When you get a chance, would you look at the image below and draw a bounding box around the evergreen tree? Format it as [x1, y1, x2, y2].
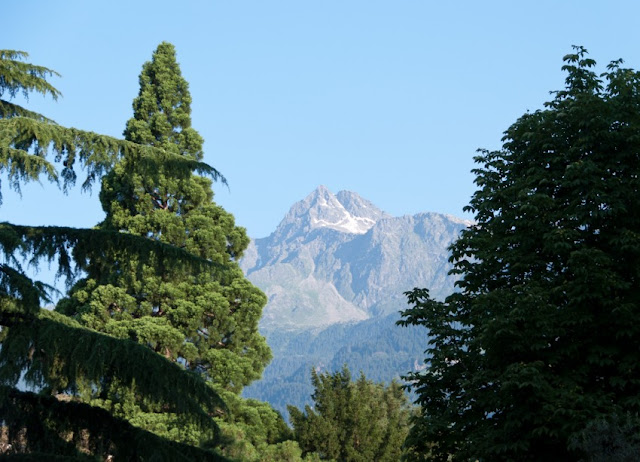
[56, 42, 271, 444]
[214, 392, 321, 462]
[288, 366, 411, 461]
[0, 50, 228, 460]
[399, 47, 640, 461]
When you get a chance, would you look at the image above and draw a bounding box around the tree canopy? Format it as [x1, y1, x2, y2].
[0, 48, 229, 460]
[399, 47, 640, 461]
[52, 42, 272, 453]
[288, 366, 411, 461]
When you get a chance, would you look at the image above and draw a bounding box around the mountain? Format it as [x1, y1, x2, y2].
[241, 186, 470, 417]
[241, 185, 471, 331]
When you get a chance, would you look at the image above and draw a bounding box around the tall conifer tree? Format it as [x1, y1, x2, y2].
[0, 49, 228, 460]
[57, 42, 272, 442]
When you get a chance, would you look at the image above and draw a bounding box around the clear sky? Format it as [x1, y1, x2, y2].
[3, 1, 640, 239]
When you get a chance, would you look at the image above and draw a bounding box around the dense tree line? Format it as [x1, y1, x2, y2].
[246, 313, 426, 418]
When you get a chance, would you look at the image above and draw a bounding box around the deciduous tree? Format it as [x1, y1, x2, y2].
[399, 47, 640, 461]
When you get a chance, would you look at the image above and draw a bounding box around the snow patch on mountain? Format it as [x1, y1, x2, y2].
[266, 185, 391, 242]
[241, 185, 470, 331]
[305, 185, 380, 234]
[310, 214, 376, 234]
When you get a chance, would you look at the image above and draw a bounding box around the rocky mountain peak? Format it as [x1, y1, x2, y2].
[335, 190, 390, 223]
[275, 185, 387, 238]
[241, 186, 470, 331]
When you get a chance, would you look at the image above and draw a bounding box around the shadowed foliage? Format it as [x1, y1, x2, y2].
[0, 48, 231, 460]
[399, 47, 640, 461]
[0, 387, 226, 461]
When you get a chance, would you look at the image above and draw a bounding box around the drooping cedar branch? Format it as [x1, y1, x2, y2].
[0, 223, 223, 288]
[0, 100, 55, 123]
[0, 386, 228, 461]
[0, 264, 52, 314]
[0, 116, 226, 201]
[0, 50, 61, 102]
[0, 308, 226, 427]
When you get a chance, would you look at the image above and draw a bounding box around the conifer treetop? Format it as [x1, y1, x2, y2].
[125, 41, 205, 161]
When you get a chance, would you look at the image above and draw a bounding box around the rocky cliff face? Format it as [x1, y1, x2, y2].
[241, 185, 471, 331]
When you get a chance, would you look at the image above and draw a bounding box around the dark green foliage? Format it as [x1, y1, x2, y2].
[214, 391, 309, 461]
[55, 42, 271, 452]
[0, 263, 50, 313]
[0, 116, 224, 201]
[0, 49, 231, 459]
[122, 42, 208, 164]
[57, 42, 270, 392]
[0, 387, 226, 461]
[0, 48, 223, 204]
[568, 414, 640, 462]
[0, 50, 60, 100]
[0, 223, 218, 288]
[0, 309, 224, 423]
[0, 453, 94, 462]
[0, 49, 60, 123]
[399, 47, 640, 461]
[288, 366, 411, 461]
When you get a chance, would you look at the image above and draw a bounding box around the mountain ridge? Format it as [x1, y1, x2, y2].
[241, 185, 470, 418]
[241, 185, 471, 331]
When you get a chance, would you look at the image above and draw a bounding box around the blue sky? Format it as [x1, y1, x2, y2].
[3, 1, 640, 239]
